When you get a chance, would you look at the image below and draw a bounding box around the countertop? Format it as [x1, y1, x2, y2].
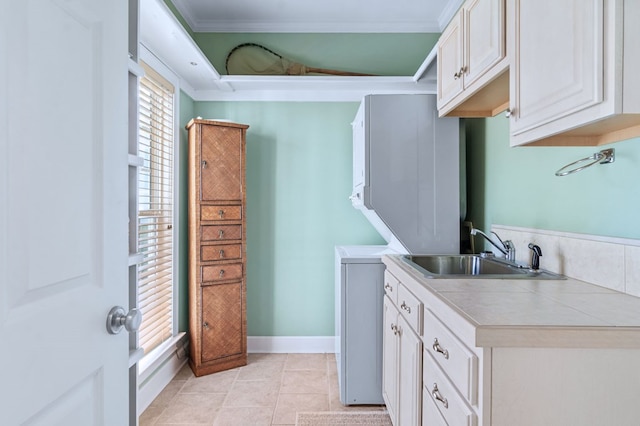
[382, 254, 640, 348]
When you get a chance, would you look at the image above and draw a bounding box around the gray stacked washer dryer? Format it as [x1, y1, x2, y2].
[335, 94, 463, 405]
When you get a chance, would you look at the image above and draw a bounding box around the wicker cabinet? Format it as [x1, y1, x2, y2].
[186, 118, 249, 376]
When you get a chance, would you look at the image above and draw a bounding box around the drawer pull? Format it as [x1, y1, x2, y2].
[218, 209, 224, 219]
[400, 301, 411, 313]
[431, 383, 448, 409]
[390, 323, 400, 336]
[219, 269, 225, 278]
[432, 338, 449, 359]
[218, 229, 224, 238]
[384, 283, 393, 292]
[219, 249, 225, 258]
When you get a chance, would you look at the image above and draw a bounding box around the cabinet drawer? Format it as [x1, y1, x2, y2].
[202, 263, 243, 283]
[398, 284, 423, 336]
[201, 244, 242, 262]
[422, 383, 449, 426]
[383, 271, 399, 304]
[423, 352, 477, 426]
[201, 205, 242, 221]
[201, 224, 242, 241]
[424, 308, 477, 404]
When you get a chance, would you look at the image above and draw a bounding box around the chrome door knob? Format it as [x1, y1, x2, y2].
[106, 306, 142, 335]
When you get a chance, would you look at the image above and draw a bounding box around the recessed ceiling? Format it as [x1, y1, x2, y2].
[170, 0, 462, 33]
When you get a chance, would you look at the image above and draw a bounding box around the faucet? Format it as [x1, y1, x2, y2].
[528, 243, 542, 270]
[470, 227, 516, 261]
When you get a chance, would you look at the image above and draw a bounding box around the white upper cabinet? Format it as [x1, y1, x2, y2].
[437, 0, 509, 117]
[509, 0, 640, 146]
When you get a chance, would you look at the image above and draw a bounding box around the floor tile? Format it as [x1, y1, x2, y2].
[272, 393, 330, 425]
[223, 379, 280, 407]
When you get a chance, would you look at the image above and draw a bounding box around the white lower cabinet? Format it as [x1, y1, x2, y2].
[382, 274, 423, 426]
[384, 258, 640, 426]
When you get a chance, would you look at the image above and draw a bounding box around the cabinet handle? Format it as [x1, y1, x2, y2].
[505, 108, 513, 118]
[432, 338, 449, 359]
[453, 66, 467, 80]
[431, 383, 449, 409]
[203, 322, 209, 329]
[390, 323, 400, 336]
[219, 249, 225, 258]
[202, 160, 208, 168]
[218, 209, 225, 219]
[400, 301, 411, 314]
[218, 229, 224, 239]
[384, 283, 393, 292]
[219, 269, 225, 278]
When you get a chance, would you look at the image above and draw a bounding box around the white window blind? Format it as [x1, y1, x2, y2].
[137, 62, 175, 355]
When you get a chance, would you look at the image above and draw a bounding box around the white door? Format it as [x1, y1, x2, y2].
[0, 0, 130, 425]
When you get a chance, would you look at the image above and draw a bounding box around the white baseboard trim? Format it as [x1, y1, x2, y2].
[247, 336, 336, 354]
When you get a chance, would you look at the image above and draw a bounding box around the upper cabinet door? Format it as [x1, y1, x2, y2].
[437, 11, 465, 108]
[200, 125, 244, 202]
[510, 0, 604, 138]
[464, 0, 506, 87]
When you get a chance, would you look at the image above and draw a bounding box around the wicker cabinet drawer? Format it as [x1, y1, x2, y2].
[424, 308, 478, 404]
[201, 224, 242, 241]
[202, 263, 243, 283]
[398, 284, 423, 336]
[201, 244, 242, 262]
[201, 205, 242, 221]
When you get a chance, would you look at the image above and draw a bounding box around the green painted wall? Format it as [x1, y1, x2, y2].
[183, 102, 384, 336]
[178, 90, 195, 332]
[465, 115, 640, 242]
[193, 33, 439, 76]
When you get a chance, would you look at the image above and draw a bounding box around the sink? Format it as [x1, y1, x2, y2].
[402, 255, 564, 280]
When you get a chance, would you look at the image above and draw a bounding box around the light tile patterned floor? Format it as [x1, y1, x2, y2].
[139, 353, 386, 425]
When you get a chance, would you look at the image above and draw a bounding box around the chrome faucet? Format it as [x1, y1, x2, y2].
[470, 227, 516, 261]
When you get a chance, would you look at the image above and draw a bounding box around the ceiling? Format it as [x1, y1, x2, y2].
[170, 0, 463, 33]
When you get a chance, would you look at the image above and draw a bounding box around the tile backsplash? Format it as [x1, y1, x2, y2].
[490, 225, 640, 297]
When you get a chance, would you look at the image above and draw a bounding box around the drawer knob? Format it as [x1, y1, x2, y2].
[431, 383, 449, 409]
[432, 338, 449, 359]
[400, 301, 411, 313]
[219, 249, 225, 258]
[384, 283, 393, 292]
[218, 209, 225, 219]
[219, 269, 225, 278]
[218, 229, 224, 239]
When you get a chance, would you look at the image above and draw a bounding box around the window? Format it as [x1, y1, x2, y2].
[137, 62, 176, 355]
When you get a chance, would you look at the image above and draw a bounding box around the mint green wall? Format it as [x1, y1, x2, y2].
[193, 33, 439, 76]
[465, 116, 640, 242]
[178, 90, 194, 332]
[188, 102, 385, 336]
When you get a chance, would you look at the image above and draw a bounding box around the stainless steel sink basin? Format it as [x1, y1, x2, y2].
[402, 255, 564, 280]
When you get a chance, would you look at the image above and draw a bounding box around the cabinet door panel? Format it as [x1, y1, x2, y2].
[382, 296, 399, 425]
[201, 282, 243, 362]
[398, 315, 423, 426]
[438, 11, 464, 108]
[465, 0, 505, 87]
[200, 125, 243, 201]
[512, 0, 603, 135]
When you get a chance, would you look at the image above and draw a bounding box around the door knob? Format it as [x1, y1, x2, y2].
[106, 306, 142, 335]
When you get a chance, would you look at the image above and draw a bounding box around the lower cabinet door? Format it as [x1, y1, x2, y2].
[201, 282, 243, 362]
[398, 315, 423, 426]
[382, 296, 399, 424]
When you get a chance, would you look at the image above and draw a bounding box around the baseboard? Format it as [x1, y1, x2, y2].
[247, 336, 336, 353]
